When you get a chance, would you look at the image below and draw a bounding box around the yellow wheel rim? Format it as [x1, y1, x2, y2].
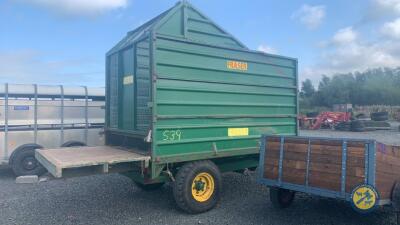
[191, 172, 215, 202]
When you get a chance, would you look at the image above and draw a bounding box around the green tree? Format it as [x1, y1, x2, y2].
[301, 67, 400, 108]
[300, 79, 316, 98]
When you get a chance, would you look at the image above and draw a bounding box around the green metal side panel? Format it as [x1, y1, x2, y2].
[155, 2, 246, 49]
[135, 38, 152, 132]
[153, 36, 298, 163]
[185, 6, 244, 49]
[157, 6, 184, 37]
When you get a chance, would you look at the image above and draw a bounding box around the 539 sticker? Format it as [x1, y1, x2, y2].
[162, 130, 183, 141]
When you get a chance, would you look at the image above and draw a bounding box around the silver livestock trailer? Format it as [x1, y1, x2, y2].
[0, 84, 105, 176]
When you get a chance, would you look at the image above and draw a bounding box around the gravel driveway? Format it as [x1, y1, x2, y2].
[1, 128, 399, 225]
[301, 121, 400, 145]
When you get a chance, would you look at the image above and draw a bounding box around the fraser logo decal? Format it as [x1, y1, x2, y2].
[227, 60, 248, 71]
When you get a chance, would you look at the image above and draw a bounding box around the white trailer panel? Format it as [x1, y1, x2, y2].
[0, 83, 105, 176]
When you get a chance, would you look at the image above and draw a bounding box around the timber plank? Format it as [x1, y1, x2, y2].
[375, 171, 400, 181]
[267, 138, 366, 147]
[309, 171, 341, 181]
[377, 144, 400, 157]
[310, 162, 365, 177]
[264, 164, 278, 179]
[266, 160, 306, 171]
[266, 161, 364, 178]
[267, 142, 365, 157]
[310, 153, 342, 165]
[309, 176, 341, 191]
[345, 176, 365, 192]
[377, 153, 400, 167]
[376, 162, 400, 176]
[264, 166, 306, 185]
[282, 174, 306, 185]
[282, 167, 306, 178]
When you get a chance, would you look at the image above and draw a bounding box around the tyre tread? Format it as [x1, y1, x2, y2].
[11, 144, 46, 176]
[173, 160, 221, 214]
[270, 188, 295, 209]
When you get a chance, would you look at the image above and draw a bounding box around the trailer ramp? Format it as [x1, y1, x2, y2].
[36, 146, 150, 178]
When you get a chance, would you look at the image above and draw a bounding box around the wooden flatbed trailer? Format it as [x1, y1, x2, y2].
[257, 135, 400, 213]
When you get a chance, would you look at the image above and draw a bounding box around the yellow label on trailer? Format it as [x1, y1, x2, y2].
[228, 128, 249, 137]
[226, 60, 248, 71]
[123, 75, 134, 85]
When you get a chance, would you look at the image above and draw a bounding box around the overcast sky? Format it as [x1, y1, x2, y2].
[1, 0, 400, 87]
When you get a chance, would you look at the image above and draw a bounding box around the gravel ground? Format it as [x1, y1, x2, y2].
[301, 121, 400, 145]
[1, 127, 400, 225]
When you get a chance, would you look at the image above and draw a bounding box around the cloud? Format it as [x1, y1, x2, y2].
[299, 1, 400, 83]
[257, 44, 277, 54]
[381, 18, 400, 39]
[302, 26, 400, 82]
[292, 4, 326, 30]
[373, 0, 400, 14]
[0, 49, 104, 86]
[332, 27, 358, 44]
[364, 0, 400, 21]
[20, 0, 128, 16]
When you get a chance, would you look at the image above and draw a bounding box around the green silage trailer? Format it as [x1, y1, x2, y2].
[36, 1, 298, 213]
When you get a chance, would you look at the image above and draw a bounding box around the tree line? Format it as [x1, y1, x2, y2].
[300, 67, 400, 109]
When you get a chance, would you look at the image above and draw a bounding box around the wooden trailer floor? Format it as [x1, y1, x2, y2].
[36, 146, 150, 178]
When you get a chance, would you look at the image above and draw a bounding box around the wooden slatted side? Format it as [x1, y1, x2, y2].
[344, 146, 365, 193]
[264, 140, 280, 180]
[263, 137, 366, 194]
[376, 144, 400, 200]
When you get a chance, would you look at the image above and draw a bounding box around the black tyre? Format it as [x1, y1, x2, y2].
[306, 112, 319, 118]
[371, 112, 389, 121]
[269, 187, 295, 209]
[355, 113, 368, 119]
[134, 182, 165, 191]
[173, 160, 222, 214]
[61, 141, 86, 147]
[335, 122, 351, 131]
[10, 144, 47, 176]
[391, 182, 400, 210]
[351, 120, 366, 132]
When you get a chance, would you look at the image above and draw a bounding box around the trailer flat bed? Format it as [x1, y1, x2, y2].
[36, 146, 150, 178]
